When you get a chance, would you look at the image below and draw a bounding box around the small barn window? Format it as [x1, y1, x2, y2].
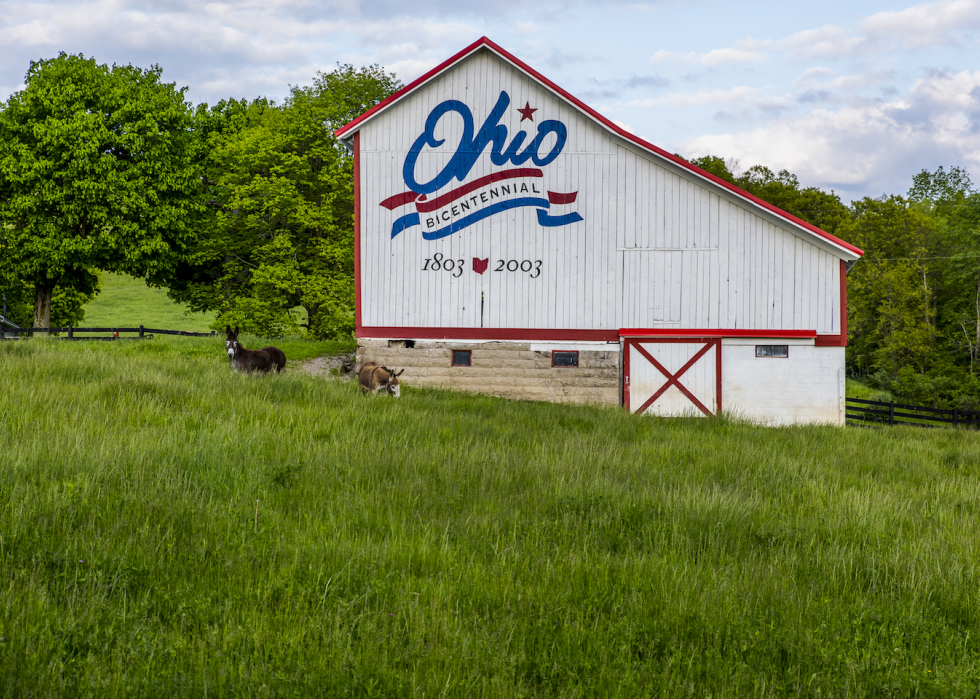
[452, 350, 471, 366]
[552, 351, 579, 367]
[756, 345, 788, 358]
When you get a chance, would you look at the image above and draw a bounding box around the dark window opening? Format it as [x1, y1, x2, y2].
[452, 350, 471, 366]
[552, 351, 579, 367]
[756, 345, 789, 358]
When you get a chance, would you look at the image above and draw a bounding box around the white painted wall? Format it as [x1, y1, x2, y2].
[721, 342, 845, 425]
[357, 48, 846, 335]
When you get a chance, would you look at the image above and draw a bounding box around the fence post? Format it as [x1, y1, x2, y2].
[67, 326, 73, 340]
[139, 325, 144, 340]
[889, 400, 895, 426]
[954, 409, 959, 428]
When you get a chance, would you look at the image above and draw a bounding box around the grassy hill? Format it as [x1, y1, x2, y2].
[1, 338, 978, 696]
[81, 272, 216, 332]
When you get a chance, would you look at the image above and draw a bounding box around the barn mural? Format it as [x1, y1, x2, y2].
[337, 37, 864, 425]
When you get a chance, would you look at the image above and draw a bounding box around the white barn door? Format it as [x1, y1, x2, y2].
[624, 338, 722, 417]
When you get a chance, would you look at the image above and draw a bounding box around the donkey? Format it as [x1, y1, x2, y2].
[225, 326, 287, 374]
[358, 362, 404, 397]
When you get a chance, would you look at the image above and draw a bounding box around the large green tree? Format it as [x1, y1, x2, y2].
[167, 65, 401, 339]
[908, 167, 980, 375]
[690, 156, 851, 235]
[841, 196, 938, 378]
[0, 53, 202, 328]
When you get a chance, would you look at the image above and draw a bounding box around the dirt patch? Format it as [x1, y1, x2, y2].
[291, 354, 356, 380]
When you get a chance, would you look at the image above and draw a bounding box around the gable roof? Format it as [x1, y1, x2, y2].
[335, 37, 863, 260]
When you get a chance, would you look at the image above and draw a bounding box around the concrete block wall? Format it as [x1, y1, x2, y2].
[357, 339, 621, 405]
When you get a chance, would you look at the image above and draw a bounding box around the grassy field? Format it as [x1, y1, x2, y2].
[76, 273, 349, 361]
[82, 273, 216, 333]
[1, 338, 978, 697]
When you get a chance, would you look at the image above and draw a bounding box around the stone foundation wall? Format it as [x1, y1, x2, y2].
[357, 339, 621, 405]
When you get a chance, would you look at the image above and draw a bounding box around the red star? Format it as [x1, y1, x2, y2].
[517, 101, 537, 122]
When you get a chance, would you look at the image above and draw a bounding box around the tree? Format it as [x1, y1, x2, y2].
[167, 64, 401, 338]
[689, 156, 851, 235]
[907, 167, 980, 375]
[841, 196, 937, 378]
[0, 53, 202, 328]
[909, 165, 974, 207]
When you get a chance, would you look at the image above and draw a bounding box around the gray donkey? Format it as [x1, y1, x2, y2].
[358, 362, 404, 397]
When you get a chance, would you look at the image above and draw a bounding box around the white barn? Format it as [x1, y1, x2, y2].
[336, 37, 863, 425]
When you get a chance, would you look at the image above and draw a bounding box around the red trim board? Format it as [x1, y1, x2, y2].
[619, 329, 817, 339]
[814, 259, 849, 347]
[355, 327, 620, 341]
[336, 36, 864, 259]
[355, 326, 843, 343]
[353, 132, 362, 330]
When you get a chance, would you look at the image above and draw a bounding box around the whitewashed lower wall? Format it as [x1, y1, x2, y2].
[721, 342, 845, 426]
[357, 336, 846, 425]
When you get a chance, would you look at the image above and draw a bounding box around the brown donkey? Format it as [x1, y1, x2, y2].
[358, 362, 404, 397]
[225, 326, 286, 374]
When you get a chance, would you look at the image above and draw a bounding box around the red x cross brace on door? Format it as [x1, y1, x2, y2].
[625, 338, 722, 417]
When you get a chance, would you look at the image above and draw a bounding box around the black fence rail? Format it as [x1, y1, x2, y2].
[846, 397, 980, 429]
[1, 325, 215, 340]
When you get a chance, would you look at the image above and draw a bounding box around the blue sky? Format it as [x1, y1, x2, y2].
[3, 0, 979, 202]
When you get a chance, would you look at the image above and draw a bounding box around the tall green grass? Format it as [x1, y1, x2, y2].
[1, 339, 978, 697]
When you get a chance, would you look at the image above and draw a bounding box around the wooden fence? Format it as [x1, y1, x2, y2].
[846, 397, 980, 429]
[0, 326, 215, 340]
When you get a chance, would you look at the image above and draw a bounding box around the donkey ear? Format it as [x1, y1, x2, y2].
[396, 369, 404, 377]
[225, 325, 232, 334]
[234, 326, 240, 335]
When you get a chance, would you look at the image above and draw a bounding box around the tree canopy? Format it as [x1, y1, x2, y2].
[0, 53, 202, 327]
[166, 64, 401, 338]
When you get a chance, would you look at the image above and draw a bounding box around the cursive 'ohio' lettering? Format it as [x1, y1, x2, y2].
[402, 91, 567, 195]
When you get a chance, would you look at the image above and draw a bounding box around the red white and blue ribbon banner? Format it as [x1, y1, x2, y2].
[380, 91, 583, 240]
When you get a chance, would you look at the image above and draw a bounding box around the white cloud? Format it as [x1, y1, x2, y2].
[770, 24, 874, 60]
[631, 85, 789, 110]
[612, 119, 637, 134]
[792, 67, 834, 87]
[512, 21, 538, 35]
[0, 0, 482, 100]
[651, 47, 767, 66]
[677, 69, 980, 200]
[738, 0, 980, 63]
[861, 0, 980, 48]
[826, 71, 896, 91]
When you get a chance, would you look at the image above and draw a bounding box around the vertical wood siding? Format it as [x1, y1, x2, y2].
[359, 50, 841, 335]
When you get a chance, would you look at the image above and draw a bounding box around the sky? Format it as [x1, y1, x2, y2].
[2, 0, 979, 203]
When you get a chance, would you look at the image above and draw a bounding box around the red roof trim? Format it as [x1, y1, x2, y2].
[357, 326, 835, 341]
[619, 329, 818, 339]
[334, 37, 488, 140]
[357, 326, 619, 341]
[335, 37, 864, 259]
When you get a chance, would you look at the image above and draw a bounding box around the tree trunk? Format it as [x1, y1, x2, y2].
[34, 285, 53, 329]
[922, 266, 933, 342]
